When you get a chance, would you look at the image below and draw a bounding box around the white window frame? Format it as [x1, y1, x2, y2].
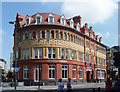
[46, 31, 50, 41]
[49, 66, 55, 79]
[63, 33, 66, 40]
[36, 13, 41, 24]
[60, 16, 66, 26]
[65, 49, 68, 59]
[39, 48, 42, 59]
[67, 34, 69, 40]
[23, 50, 26, 59]
[48, 48, 51, 59]
[23, 66, 28, 79]
[79, 68, 83, 79]
[26, 49, 29, 59]
[37, 31, 40, 41]
[34, 65, 41, 82]
[48, 13, 54, 24]
[62, 66, 68, 79]
[34, 48, 38, 59]
[53, 48, 56, 59]
[73, 67, 76, 79]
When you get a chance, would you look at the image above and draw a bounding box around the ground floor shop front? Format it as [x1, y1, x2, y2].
[17, 60, 107, 85]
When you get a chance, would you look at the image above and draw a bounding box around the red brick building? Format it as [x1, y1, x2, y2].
[13, 12, 107, 85]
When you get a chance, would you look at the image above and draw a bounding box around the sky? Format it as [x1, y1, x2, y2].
[0, 0, 119, 70]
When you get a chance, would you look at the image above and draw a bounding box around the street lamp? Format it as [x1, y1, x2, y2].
[9, 17, 23, 90]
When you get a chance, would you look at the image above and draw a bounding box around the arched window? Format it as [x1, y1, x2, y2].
[36, 13, 42, 24]
[48, 13, 54, 24]
[60, 16, 66, 26]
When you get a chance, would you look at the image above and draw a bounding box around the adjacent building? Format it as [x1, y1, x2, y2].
[0, 58, 6, 70]
[10, 53, 13, 69]
[13, 12, 107, 85]
[106, 46, 119, 80]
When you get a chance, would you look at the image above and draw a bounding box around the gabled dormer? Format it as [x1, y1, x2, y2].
[36, 13, 42, 24]
[25, 15, 30, 26]
[48, 13, 54, 24]
[70, 19, 74, 28]
[60, 15, 66, 26]
[76, 23, 80, 31]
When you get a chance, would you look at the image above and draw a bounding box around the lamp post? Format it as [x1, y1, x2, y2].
[9, 17, 23, 90]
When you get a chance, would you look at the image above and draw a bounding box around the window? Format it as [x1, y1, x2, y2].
[79, 52, 83, 62]
[16, 50, 18, 59]
[39, 48, 42, 59]
[42, 31, 45, 38]
[48, 48, 51, 59]
[61, 16, 65, 26]
[91, 56, 94, 64]
[86, 41, 89, 48]
[85, 31, 89, 36]
[79, 68, 83, 79]
[23, 50, 26, 59]
[73, 67, 76, 79]
[46, 31, 50, 41]
[63, 33, 66, 40]
[96, 56, 98, 65]
[91, 44, 94, 50]
[65, 49, 68, 59]
[25, 16, 30, 26]
[61, 49, 64, 59]
[49, 66, 55, 79]
[72, 51, 74, 60]
[77, 23, 80, 31]
[36, 13, 41, 24]
[34, 48, 38, 59]
[67, 34, 69, 40]
[70, 19, 74, 28]
[37, 31, 40, 41]
[23, 66, 28, 79]
[29, 32, 32, 39]
[26, 49, 29, 59]
[72, 36, 75, 42]
[51, 31, 54, 39]
[35, 65, 41, 81]
[33, 32, 36, 39]
[62, 66, 67, 78]
[74, 51, 77, 60]
[53, 48, 56, 59]
[55, 31, 59, 39]
[48, 13, 54, 24]
[23, 34, 25, 42]
[86, 54, 89, 63]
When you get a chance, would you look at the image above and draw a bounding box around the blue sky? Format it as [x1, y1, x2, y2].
[1, 1, 119, 69]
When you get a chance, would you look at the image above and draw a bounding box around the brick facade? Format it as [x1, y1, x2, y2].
[13, 12, 107, 85]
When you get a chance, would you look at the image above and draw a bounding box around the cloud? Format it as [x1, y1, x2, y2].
[61, 0, 117, 24]
[96, 32, 110, 39]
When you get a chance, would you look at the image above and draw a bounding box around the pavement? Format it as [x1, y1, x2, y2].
[1, 82, 106, 92]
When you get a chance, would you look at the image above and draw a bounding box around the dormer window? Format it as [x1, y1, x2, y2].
[76, 23, 80, 31]
[26, 15, 30, 26]
[60, 16, 66, 26]
[70, 19, 74, 28]
[48, 13, 54, 24]
[36, 13, 41, 24]
[85, 31, 89, 36]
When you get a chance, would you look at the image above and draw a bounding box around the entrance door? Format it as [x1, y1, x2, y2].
[35, 65, 41, 82]
[87, 71, 90, 82]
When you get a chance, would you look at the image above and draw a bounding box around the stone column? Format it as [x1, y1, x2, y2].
[40, 31, 42, 39]
[56, 48, 59, 59]
[21, 49, 23, 60]
[46, 47, 48, 59]
[31, 48, 34, 59]
[43, 47, 46, 59]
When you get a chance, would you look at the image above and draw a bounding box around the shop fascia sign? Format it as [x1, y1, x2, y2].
[86, 66, 92, 71]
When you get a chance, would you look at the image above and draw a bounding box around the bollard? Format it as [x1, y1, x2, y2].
[98, 87, 100, 92]
[92, 88, 95, 92]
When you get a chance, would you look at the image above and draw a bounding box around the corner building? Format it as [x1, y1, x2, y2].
[13, 12, 107, 85]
